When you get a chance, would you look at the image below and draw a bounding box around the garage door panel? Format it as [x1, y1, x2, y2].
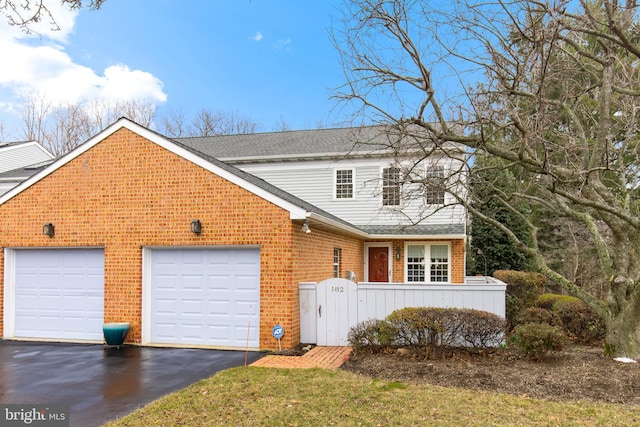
[149, 247, 260, 348]
[13, 249, 105, 341]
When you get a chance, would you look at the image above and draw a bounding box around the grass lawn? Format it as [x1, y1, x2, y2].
[105, 367, 638, 426]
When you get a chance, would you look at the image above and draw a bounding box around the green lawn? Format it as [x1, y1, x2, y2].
[105, 367, 638, 426]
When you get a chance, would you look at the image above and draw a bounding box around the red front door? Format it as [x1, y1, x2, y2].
[368, 247, 389, 282]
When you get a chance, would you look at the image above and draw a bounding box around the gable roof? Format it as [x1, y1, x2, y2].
[0, 118, 368, 238]
[176, 124, 466, 164]
[0, 140, 54, 174]
[176, 126, 391, 163]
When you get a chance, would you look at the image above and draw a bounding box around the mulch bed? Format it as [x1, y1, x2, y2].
[341, 345, 640, 406]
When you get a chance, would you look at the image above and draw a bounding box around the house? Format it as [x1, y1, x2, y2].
[0, 118, 503, 350]
[176, 126, 468, 284]
[0, 140, 54, 195]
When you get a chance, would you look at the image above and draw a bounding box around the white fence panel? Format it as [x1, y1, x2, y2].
[299, 282, 317, 344]
[299, 277, 507, 345]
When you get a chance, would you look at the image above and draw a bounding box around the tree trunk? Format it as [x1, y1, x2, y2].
[604, 280, 640, 358]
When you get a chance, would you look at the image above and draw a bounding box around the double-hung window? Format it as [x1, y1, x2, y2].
[382, 167, 401, 206]
[406, 243, 450, 283]
[335, 169, 354, 199]
[425, 165, 445, 205]
[333, 248, 342, 278]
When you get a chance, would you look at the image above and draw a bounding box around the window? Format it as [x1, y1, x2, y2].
[406, 243, 450, 283]
[425, 165, 445, 205]
[333, 248, 342, 278]
[382, 167, 401, 206]
[335, 169, 354, 199]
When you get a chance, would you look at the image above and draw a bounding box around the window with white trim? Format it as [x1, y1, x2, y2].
[335, 169, 354, 199]
[333, 248, 342, 278]
[425, 165, 445, 205]
[406, 243, 450, 283]
[382, 167, 401, 206]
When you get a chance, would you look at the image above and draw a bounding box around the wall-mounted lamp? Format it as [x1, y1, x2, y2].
[43, 223, 55, 237]
[191, 219, 202, 234]
[301, 219, 311, 234]
[395, 246, 402, 260]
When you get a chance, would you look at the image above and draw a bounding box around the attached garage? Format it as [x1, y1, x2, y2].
[4, 248, 104, 341]
[143, 247, 260, 349]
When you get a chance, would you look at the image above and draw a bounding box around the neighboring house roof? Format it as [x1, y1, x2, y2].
[0, 140, 54, 174]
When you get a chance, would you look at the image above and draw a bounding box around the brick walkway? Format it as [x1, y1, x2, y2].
[250, 346, 352, 369]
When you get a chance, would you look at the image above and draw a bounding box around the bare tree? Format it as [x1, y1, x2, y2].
[188, 108, 259, 136]
[335, 0, 640, 358]
[157, 107, 188, 138]
[16, 96, 158, 156]
[0, 0, 105, 32]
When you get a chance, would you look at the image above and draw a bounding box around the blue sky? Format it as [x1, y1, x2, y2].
[0, 0, 352, 137]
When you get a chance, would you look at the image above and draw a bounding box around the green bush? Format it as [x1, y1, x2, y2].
[516, 306, 562, 327]
[494, 270, 547, 330]
[511, 322, 568, 360]
[347, 319, 395, 352]
[551, 297, 606, 345]
[349, 307, 506, 353]
[457, 309, 507, 348]
[535, 293, 566, 310]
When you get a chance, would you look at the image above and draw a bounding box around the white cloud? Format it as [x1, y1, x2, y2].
[0, 2, 166, 110]
[251, 31, 263, 42]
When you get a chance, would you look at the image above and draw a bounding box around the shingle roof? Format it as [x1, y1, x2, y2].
[176, 126, 394, 161]
[176, 124, 465, 162]
[0, 160, 53, 179]
[358, 224, 465, 236]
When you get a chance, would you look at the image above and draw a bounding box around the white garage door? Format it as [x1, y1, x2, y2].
[148, 247, 260, 349]
[13, 249, 105, 341]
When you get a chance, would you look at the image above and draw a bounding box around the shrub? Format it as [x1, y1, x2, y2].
[511, 322, 568, 360]
[457, 309, 507, 348]
[516, 306, 562, 328]
[386, 307, 453, 347]
[348, 307, 508, 353]
[535, 293, 566, 311]
[551, 297, 606, 345]
[494, 270, 547, 330]
[347, 319, 395, 352]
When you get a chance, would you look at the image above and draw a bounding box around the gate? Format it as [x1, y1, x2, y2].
[315, 278, 358, 346]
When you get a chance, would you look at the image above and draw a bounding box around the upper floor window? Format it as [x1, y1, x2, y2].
[382, 167, 401, 206]
[425, 165, 445, 205]
[406, 243, 450, 283]
[335, 169, 354, 199]
[333, 248, 342, 278]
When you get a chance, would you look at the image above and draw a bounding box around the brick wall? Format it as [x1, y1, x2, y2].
[0, 127, 308, 350]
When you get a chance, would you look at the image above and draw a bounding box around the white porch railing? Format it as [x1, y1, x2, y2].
[299, 277, 507, 345]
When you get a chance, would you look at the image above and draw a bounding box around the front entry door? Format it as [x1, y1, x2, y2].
[368, 246, 389, 282]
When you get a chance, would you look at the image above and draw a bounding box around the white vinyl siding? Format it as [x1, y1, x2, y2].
[238, 158, 465, 227]
[0, 142, 53, 174]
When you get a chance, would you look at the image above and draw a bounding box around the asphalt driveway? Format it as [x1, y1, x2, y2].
[0, 341, 263, 427]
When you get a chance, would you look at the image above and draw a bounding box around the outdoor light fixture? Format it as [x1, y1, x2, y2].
[191, 219, 202, 234]
[395, 246, 402, 260]
[301, 219, 311, 234]
[43, 223, 55, 237]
